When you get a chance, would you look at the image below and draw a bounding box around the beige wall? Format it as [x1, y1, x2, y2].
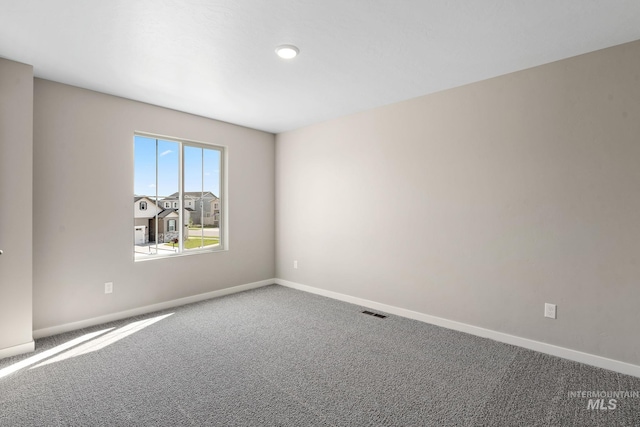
[4, 39, 640, 367]
[33, 80, 275, 330]
[0, 58, 33, 355]
[276, 40, 640, 365]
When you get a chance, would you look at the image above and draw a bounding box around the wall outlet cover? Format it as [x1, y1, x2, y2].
[544, 303, 556, 319]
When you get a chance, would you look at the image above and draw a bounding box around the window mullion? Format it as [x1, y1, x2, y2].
[178, 142, 184, 253]
[201, 148, 205, 248]
[154, 139, 159, 255]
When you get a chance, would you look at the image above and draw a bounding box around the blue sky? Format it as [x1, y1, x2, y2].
[134, 135, 220, 198]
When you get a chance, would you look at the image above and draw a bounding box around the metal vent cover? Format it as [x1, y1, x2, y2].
[361, 310, 387, 319]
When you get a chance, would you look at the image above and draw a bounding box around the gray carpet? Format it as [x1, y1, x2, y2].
[0, 285, 638, 426]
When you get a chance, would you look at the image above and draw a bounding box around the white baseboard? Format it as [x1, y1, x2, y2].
[33, 279, 275, 339]
[0, 340, 35, 360]
[275, 278, 640, 379]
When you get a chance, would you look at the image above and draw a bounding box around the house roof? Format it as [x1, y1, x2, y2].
[166, 191, 218, 199]
[134, 196, 160, 206]
[158, 209, 178, 218]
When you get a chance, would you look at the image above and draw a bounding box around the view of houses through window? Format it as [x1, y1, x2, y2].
[134, 134, 223, 261]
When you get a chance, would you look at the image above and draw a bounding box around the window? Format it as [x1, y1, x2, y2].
[140, 201, 147, 210]
[134, 134, 224, 261]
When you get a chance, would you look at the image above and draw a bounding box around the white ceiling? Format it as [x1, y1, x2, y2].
[2, 1, 640, 134]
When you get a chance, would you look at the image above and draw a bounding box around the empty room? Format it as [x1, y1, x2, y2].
[1, 1, 640, 426]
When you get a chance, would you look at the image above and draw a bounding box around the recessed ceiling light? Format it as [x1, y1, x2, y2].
[275, 45, 299, 59]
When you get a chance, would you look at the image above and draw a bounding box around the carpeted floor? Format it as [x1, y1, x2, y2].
[1, 285, 638, 426]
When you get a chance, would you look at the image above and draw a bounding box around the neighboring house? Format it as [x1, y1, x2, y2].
[164, 191, 219, 226]
[134, 196, 162, 244]
[134, 196, 190, 244]
[151, 209, 185, 243]
[183, 194, 197, 210]
[209, 198, 221, 227]
[158, 195, 181, 210]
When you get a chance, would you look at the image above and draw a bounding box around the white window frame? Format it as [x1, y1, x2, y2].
[134, 132, 226, 261]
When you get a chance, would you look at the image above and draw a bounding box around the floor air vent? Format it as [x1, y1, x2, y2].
[362, 310, 387, 319]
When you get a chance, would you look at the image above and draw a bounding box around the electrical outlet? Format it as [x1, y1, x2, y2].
[105, 282, 113, 294]
[293, 260, 298, 269]
[544, 303, 556, 319]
